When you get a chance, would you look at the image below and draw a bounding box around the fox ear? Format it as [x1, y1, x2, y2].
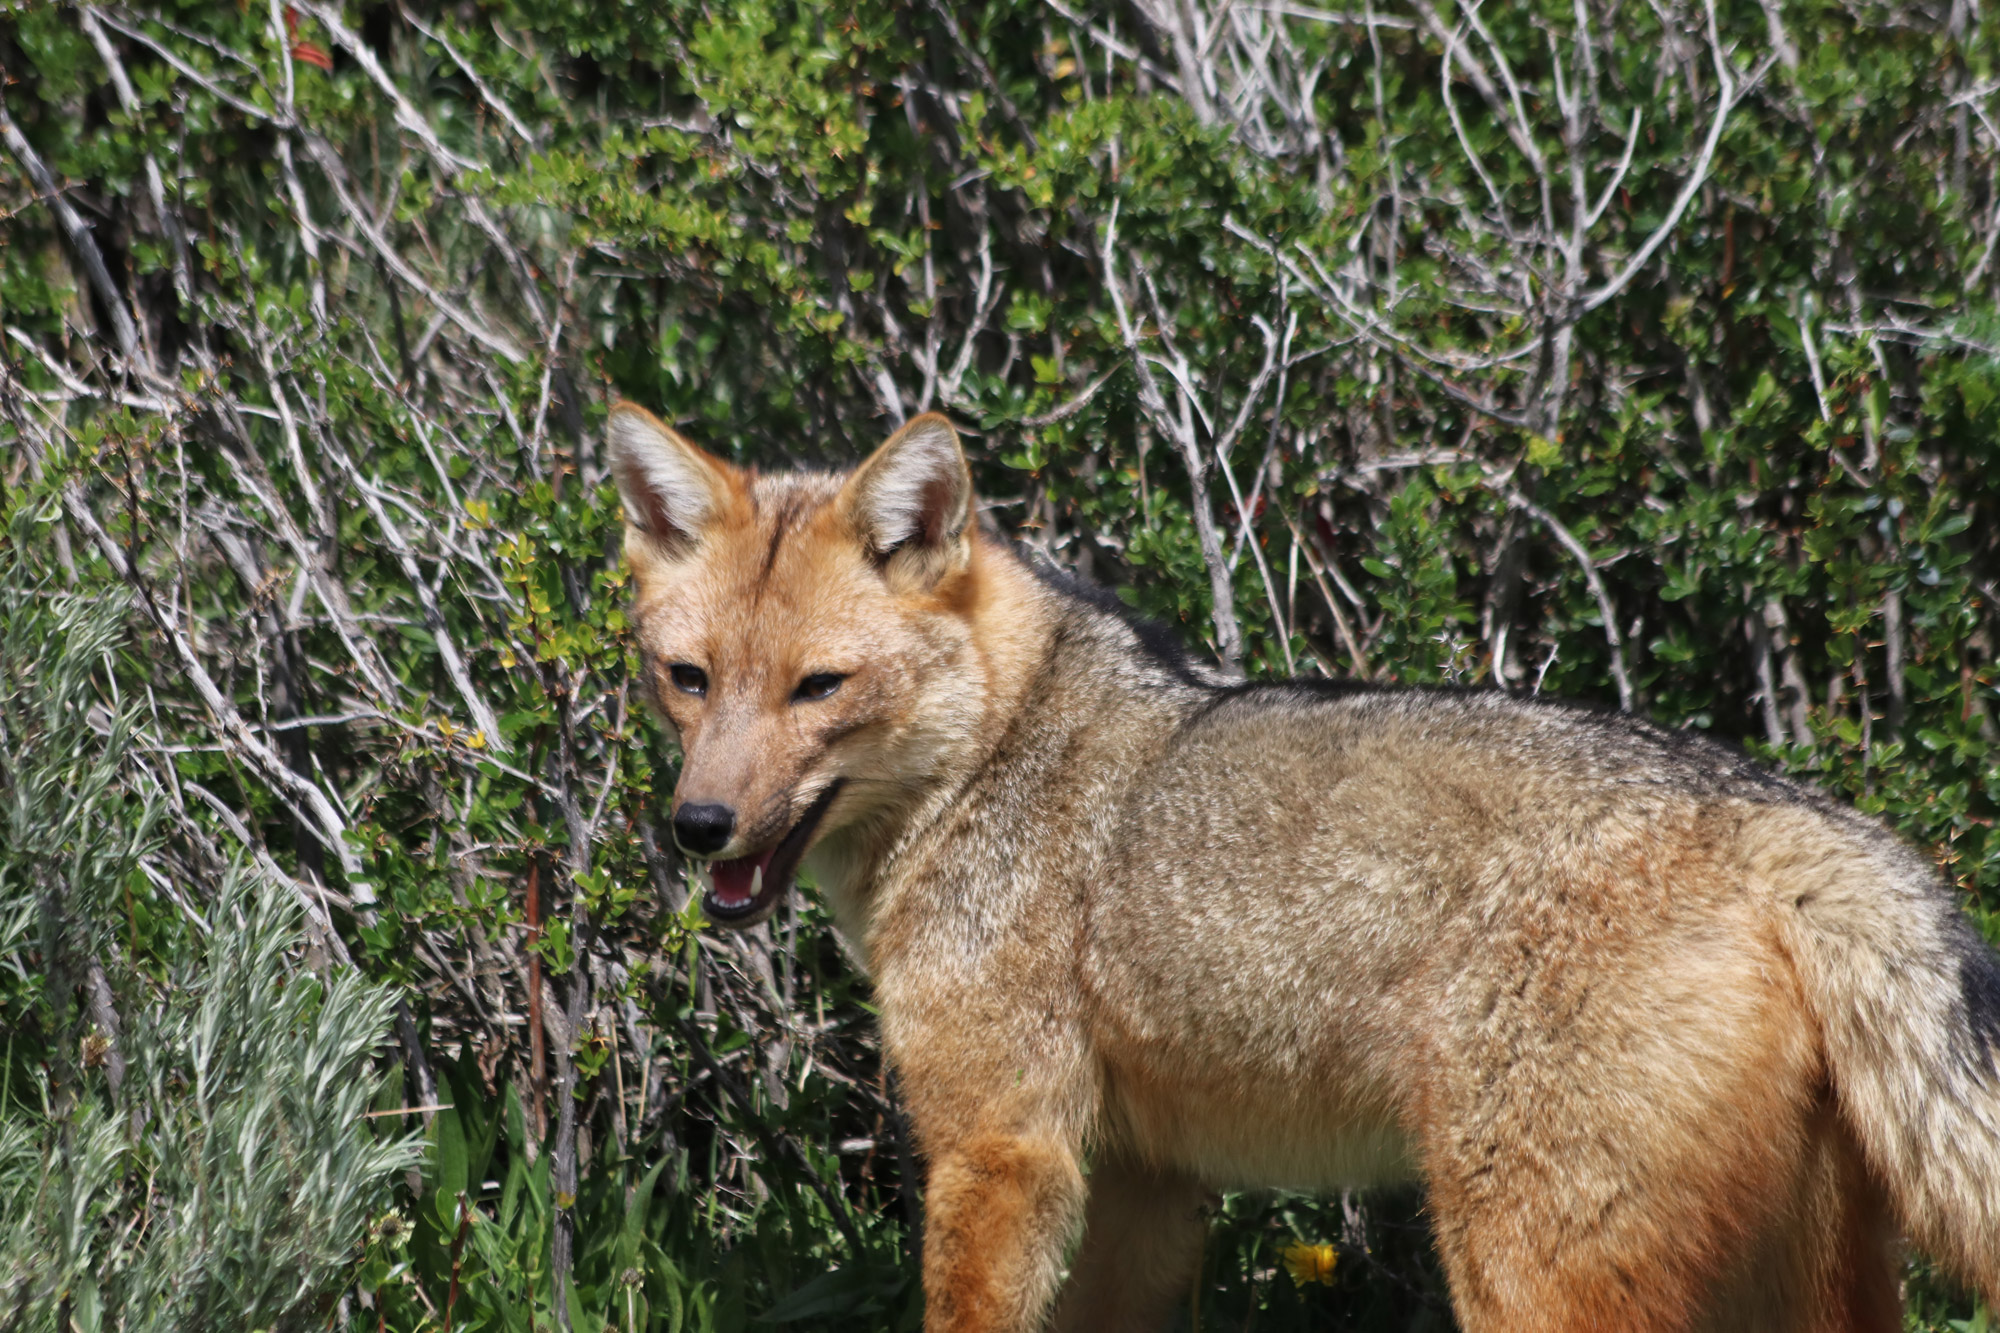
[843, 414, 973, 583]
[606, 402, 731, 551]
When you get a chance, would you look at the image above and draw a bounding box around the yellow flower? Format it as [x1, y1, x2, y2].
[1281, 1242, 1338, 1288]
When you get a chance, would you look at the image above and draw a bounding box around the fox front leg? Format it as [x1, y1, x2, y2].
[1048, 1156, 1212, 1333]
[920, 1131, 1086, 1332]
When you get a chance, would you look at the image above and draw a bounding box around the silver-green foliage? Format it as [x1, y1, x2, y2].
[0, 558, 152, 1001]
[113, 875, 418, 1330]
[0, 556, 417, 1332]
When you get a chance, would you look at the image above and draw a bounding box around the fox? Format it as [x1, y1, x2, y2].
[606, 398, 2000, 1332]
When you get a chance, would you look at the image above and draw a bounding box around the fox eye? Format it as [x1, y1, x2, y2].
[793, 672, 845, 702]
[668, 663, 708, 696]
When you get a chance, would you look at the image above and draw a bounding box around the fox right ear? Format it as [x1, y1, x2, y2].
[843, 414, 973, 587]
[606, 402, 731, 551]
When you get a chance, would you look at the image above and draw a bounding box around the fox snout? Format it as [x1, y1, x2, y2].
[667, 714, 803, 860]
[672, 802, 735, 856]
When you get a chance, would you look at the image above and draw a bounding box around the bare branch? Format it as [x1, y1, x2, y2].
[1503, 491, 1634, 712]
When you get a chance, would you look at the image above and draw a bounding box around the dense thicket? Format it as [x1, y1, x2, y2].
[2, 0, 1998, 1327]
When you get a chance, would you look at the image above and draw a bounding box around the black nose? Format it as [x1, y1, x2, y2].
[673, 803, 735, 855]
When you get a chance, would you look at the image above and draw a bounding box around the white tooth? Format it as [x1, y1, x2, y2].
[750, 865, 763, 898]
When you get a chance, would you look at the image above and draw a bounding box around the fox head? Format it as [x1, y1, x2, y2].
[608, 402, 998, 929]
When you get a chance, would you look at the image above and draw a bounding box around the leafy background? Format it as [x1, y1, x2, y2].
[2, 0, 1999, 1327]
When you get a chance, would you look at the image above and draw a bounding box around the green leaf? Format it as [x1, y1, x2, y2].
[617, 1155, 673, 1273]
[433, 1103, 469, 1230]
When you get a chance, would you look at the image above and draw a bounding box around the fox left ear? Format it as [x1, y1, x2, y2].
[843, 414, 973, 585]
[606, 401, 734, 554]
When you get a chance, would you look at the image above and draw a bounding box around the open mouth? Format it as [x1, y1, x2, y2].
[695, 782, 843, 926]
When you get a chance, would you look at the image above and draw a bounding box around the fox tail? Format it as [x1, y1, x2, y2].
[1756, 803, 2000, 1300]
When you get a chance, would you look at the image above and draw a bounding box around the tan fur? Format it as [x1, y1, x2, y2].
[1049, 1158, 1213, 1333]
[609, 402, 2000, 1331]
